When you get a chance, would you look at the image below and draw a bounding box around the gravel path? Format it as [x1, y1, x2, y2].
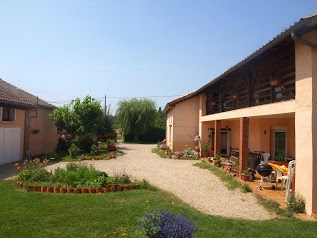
[46, 143, 274, 220]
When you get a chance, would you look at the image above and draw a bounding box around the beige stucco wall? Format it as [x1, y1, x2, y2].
[166, 96, 200, 151]
[294, 30, 317, 215]
[0, 108, 25, 159]
[30, 108, 58, 155]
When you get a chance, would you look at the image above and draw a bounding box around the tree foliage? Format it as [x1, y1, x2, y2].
[116, 98, 157, 141]
[50, 96, 104, 136]
[50, 96, 114, 152]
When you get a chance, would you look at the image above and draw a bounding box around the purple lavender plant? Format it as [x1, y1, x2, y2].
[138, 209, 196, 238]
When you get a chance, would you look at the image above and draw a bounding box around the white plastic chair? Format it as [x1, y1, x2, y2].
[262, 153, 270, 164]
[275, 167, 288, 190]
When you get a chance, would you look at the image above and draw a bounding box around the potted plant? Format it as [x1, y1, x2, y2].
[248, 156, 256, 169]
[201, 142, 210, 158]
[213, 154, 221, 166]
[269, 72, 281, 86]
[241, 170, 251, 181]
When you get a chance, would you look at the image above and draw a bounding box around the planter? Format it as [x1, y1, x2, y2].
[73, 188, 81, 194]
[135, 184, 140, 189]
[241, 174, 251, 182]
[123, 185, 130, 190]
[117, 185, 124, 191]
[88, 188, 96, 194]
[67, 188, 74, 193]
[47, 186, 54, 193]
[106, 184, 113, 192]
[34, 185, 41, 192]
[53, 187, 60, 193]
[95, 187, 102, 193]
[60, 188, 67, 193]
[102, 187, 110, 193]
[129, 184, 135, 189]
[27, 185, 35, 191]
[213, 160, 218, 166]
[40, 186, 47, 192]
[81, 188, 89, 193]
[270, 79, 281, 86]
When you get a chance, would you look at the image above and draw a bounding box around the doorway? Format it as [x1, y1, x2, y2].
[208, 128, 231, 156]
[271, 128, 287, 161]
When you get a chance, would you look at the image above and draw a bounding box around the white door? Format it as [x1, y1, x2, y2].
[0, 128, 21, 165]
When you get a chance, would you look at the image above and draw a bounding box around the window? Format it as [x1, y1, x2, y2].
[2, 108, 15, 121]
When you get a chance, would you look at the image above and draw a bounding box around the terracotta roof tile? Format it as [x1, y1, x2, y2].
[0, 79, 56, 109]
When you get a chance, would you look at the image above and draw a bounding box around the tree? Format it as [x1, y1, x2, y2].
[50, 96, 104, 136]
[116, 98, 157, 142]
[50, 96, 108, 152]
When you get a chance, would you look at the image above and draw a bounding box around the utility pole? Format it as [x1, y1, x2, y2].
[105, 95, 107, 114]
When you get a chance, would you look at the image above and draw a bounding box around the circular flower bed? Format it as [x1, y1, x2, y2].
[15, 160, 138, 194]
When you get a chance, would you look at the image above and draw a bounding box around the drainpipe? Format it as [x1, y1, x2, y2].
[291, 32, 317, 49]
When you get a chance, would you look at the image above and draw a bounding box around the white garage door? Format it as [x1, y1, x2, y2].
[0, 128, 21, 165]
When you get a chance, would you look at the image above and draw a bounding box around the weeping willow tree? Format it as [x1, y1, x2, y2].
[116, 98, 157, 142]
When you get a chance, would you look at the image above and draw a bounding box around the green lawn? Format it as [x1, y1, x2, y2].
[0, 180, 316, 238]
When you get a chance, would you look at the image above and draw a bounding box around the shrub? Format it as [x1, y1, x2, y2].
[287, 193, 306, 213]
[68, 144, 81, 158]
[138, 209, 196, 238]
[74, 134, 96, 153]
[16, 159, 52, 184]
[91, 144, 98, 155]
[55, 134, 72, 152]
[52, 163, 108, 188]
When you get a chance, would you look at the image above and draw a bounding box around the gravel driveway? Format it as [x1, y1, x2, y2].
[46, 143, 274, 220]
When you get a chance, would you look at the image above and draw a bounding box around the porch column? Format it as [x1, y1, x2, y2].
[214, 120, 221, 156]
[239, 117, 249, 177]
[23, 109, 31, 159]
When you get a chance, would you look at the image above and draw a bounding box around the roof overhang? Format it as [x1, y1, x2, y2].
[164, 14, 317, 113]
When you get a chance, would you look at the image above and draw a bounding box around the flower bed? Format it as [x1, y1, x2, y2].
[171, 148, 199, 160]
[15, 160, 138, 194]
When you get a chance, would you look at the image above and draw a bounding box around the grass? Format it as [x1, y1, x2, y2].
[194, 161, 248, 192]
[0, 180, 317, 238]
[151, 147, 167, 158]
[57, 150, 124, 162]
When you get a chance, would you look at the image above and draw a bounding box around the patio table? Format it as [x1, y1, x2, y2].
[268, 161, 289, 175]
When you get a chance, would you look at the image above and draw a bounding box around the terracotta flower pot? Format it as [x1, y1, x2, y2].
[213, 160, 218, 166]
[95, 187, 102, 193]
[129, 184, 135, 189]
[134, 184, 140, 189]
[27, 185, 35, 191]
[74, 188, 81, 194]
[54, 187, 60, 193]
[123, 185, 130, 190]
[102, 187, 110, 193]
[81, 188, 89, 193]
[47, 186, 54, 193]
[34, 185, 41, 192]
[40, 186, 47, 192]
[67, 188, 74, 193]
[60, 188, 67, 193]
[106, 184, 113, 192]
[88, 188, 96, 194]
[117, 185, 124, 191]
[241, 174, 251, 182]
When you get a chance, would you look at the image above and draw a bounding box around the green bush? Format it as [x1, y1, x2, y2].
[52, 163, 108, 188]
[73, 134, 96, 153]
[16, 159, 52, 184]
[68, 144, 81, 158]
[287, 193, 306, 213]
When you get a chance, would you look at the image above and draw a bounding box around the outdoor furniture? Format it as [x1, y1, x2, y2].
[221, 156, 239, 173]
[262, 153, 270, 164]
[275, 167, 289, 190]
[268, 161, 288, 175]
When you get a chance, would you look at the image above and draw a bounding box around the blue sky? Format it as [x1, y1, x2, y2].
[0, 1, 315, 113]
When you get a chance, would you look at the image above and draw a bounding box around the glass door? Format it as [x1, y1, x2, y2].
[275, 132, 286, 161]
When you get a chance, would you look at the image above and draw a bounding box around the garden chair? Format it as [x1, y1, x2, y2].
[275, 167, 288, 190]
[262, 153, 270, 164]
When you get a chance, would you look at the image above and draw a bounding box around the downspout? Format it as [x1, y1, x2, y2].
[291, 32, 317, 49]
